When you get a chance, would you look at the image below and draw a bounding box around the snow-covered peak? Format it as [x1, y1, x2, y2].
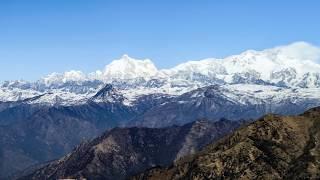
[1, 42, 320, 105]
[90, 84, 125, 103]
[34, 43, 320, 88]
[42, 70, 87, 86]
[220, 42, 320, 82]
[63, 70, 86, 81]
[165, 58, 226, 77]
[102, 54, 158, 80]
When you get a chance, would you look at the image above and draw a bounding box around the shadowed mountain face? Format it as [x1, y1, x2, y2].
[0, 103, 135, 179]
[133, 107, 320, 180]
[0, 85, 148, 178]
[18, 120, 241, 180]
[0, 85, 181, 179]
[1, 84, 320, 178]
[129, 85, 320, 128]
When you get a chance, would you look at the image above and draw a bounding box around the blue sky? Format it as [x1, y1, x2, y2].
[0, 0, 320, 81]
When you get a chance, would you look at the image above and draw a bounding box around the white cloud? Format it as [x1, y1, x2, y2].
[276, 41, 320, 63]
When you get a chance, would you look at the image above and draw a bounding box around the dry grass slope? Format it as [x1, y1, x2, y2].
[134, 107, 320, 180]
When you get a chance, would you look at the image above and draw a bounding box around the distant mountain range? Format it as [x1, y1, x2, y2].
[1, 83, 319, 178]
[1, 42, 320, 106]
[1, 42, 320, 178]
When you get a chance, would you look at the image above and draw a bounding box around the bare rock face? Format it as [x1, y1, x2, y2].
[18, 119, 241, 180]
[133, 107, 320, 180]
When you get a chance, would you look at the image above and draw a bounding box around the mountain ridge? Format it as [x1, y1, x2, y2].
[17, 119, 242, 180]
[132, 107, 320, 179]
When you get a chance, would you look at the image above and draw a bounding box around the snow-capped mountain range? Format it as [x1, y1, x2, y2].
[2, 42, 320, 178]
[1, 41, 320, 105]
